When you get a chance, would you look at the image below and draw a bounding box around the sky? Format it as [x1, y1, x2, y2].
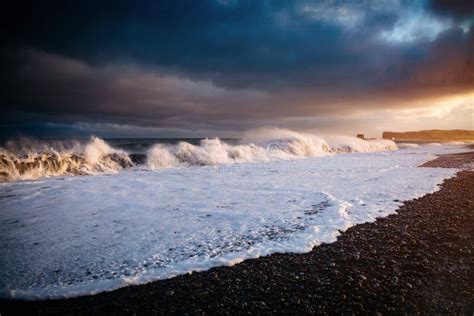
[1, 0, 473, 138]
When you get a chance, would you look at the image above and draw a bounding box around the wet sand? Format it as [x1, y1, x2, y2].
[1, 151, 473, 315]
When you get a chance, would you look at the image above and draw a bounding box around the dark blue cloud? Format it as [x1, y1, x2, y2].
[1, 0, 406, 88]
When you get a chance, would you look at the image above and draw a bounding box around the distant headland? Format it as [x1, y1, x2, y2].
[382, 129, 474, 141]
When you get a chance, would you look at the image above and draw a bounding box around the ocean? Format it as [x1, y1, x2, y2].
[0, 129, 468, 299]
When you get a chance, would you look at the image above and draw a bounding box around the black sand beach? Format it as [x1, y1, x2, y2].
[1, 152, 473, 315]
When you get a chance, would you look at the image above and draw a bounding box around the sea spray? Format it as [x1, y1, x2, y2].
[1, 129, 398, 181]
[0, 137, 132, 181]
[324, 135, 397, 153]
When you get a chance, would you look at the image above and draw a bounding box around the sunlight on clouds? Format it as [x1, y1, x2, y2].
[344, 92, 474, 135]
[391, 92, 474, 120]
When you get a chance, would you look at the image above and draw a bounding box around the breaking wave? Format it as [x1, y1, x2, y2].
[1, 128, 397, 181]
[0, 137, 133, 181]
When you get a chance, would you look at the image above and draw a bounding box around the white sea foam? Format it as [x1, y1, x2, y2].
[444, 141, 466, 145]
[324, 135, 397, 152]
[144, 128, 397, 170]
[145, 129, 334, 169]
[0, 144, 465, 300]
[397, 143, 421, 148]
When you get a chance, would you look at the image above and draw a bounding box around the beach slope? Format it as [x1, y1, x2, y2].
[1, 152, 473, 314]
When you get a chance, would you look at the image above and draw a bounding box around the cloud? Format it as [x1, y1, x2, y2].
[0, 1, 473, 137]
[379, 11, 453, 43]
[298, 2, 367, 29]
[2, 1, 470, 90]
[1, 50, 270, 127]
[297, 0, 405, 30]
[1, 45, 472, 138]
[428, 0, 474, 19]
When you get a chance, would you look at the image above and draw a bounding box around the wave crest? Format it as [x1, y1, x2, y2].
[0, 137, 132, 181]
[1, 129, 398, 181]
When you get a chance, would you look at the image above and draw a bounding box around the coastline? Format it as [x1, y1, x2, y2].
[1, 151, 473, 314]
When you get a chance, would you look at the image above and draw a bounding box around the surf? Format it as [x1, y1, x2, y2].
[0, 128, 398, 181]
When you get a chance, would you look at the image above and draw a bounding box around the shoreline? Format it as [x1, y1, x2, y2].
[1, 151, 473, 314]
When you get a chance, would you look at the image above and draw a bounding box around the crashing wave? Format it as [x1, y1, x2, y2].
[1, 129, 398, 181]
[323, 135, 398, 153]
[0, 137, 132, 181]
[147, 129, 332, 169]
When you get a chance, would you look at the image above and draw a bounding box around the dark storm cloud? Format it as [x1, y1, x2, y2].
[0, 0, 473, 137]
[0, 0, 406, 89]
[1, 50, 270, 125]
[428, 0, 474, 19]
